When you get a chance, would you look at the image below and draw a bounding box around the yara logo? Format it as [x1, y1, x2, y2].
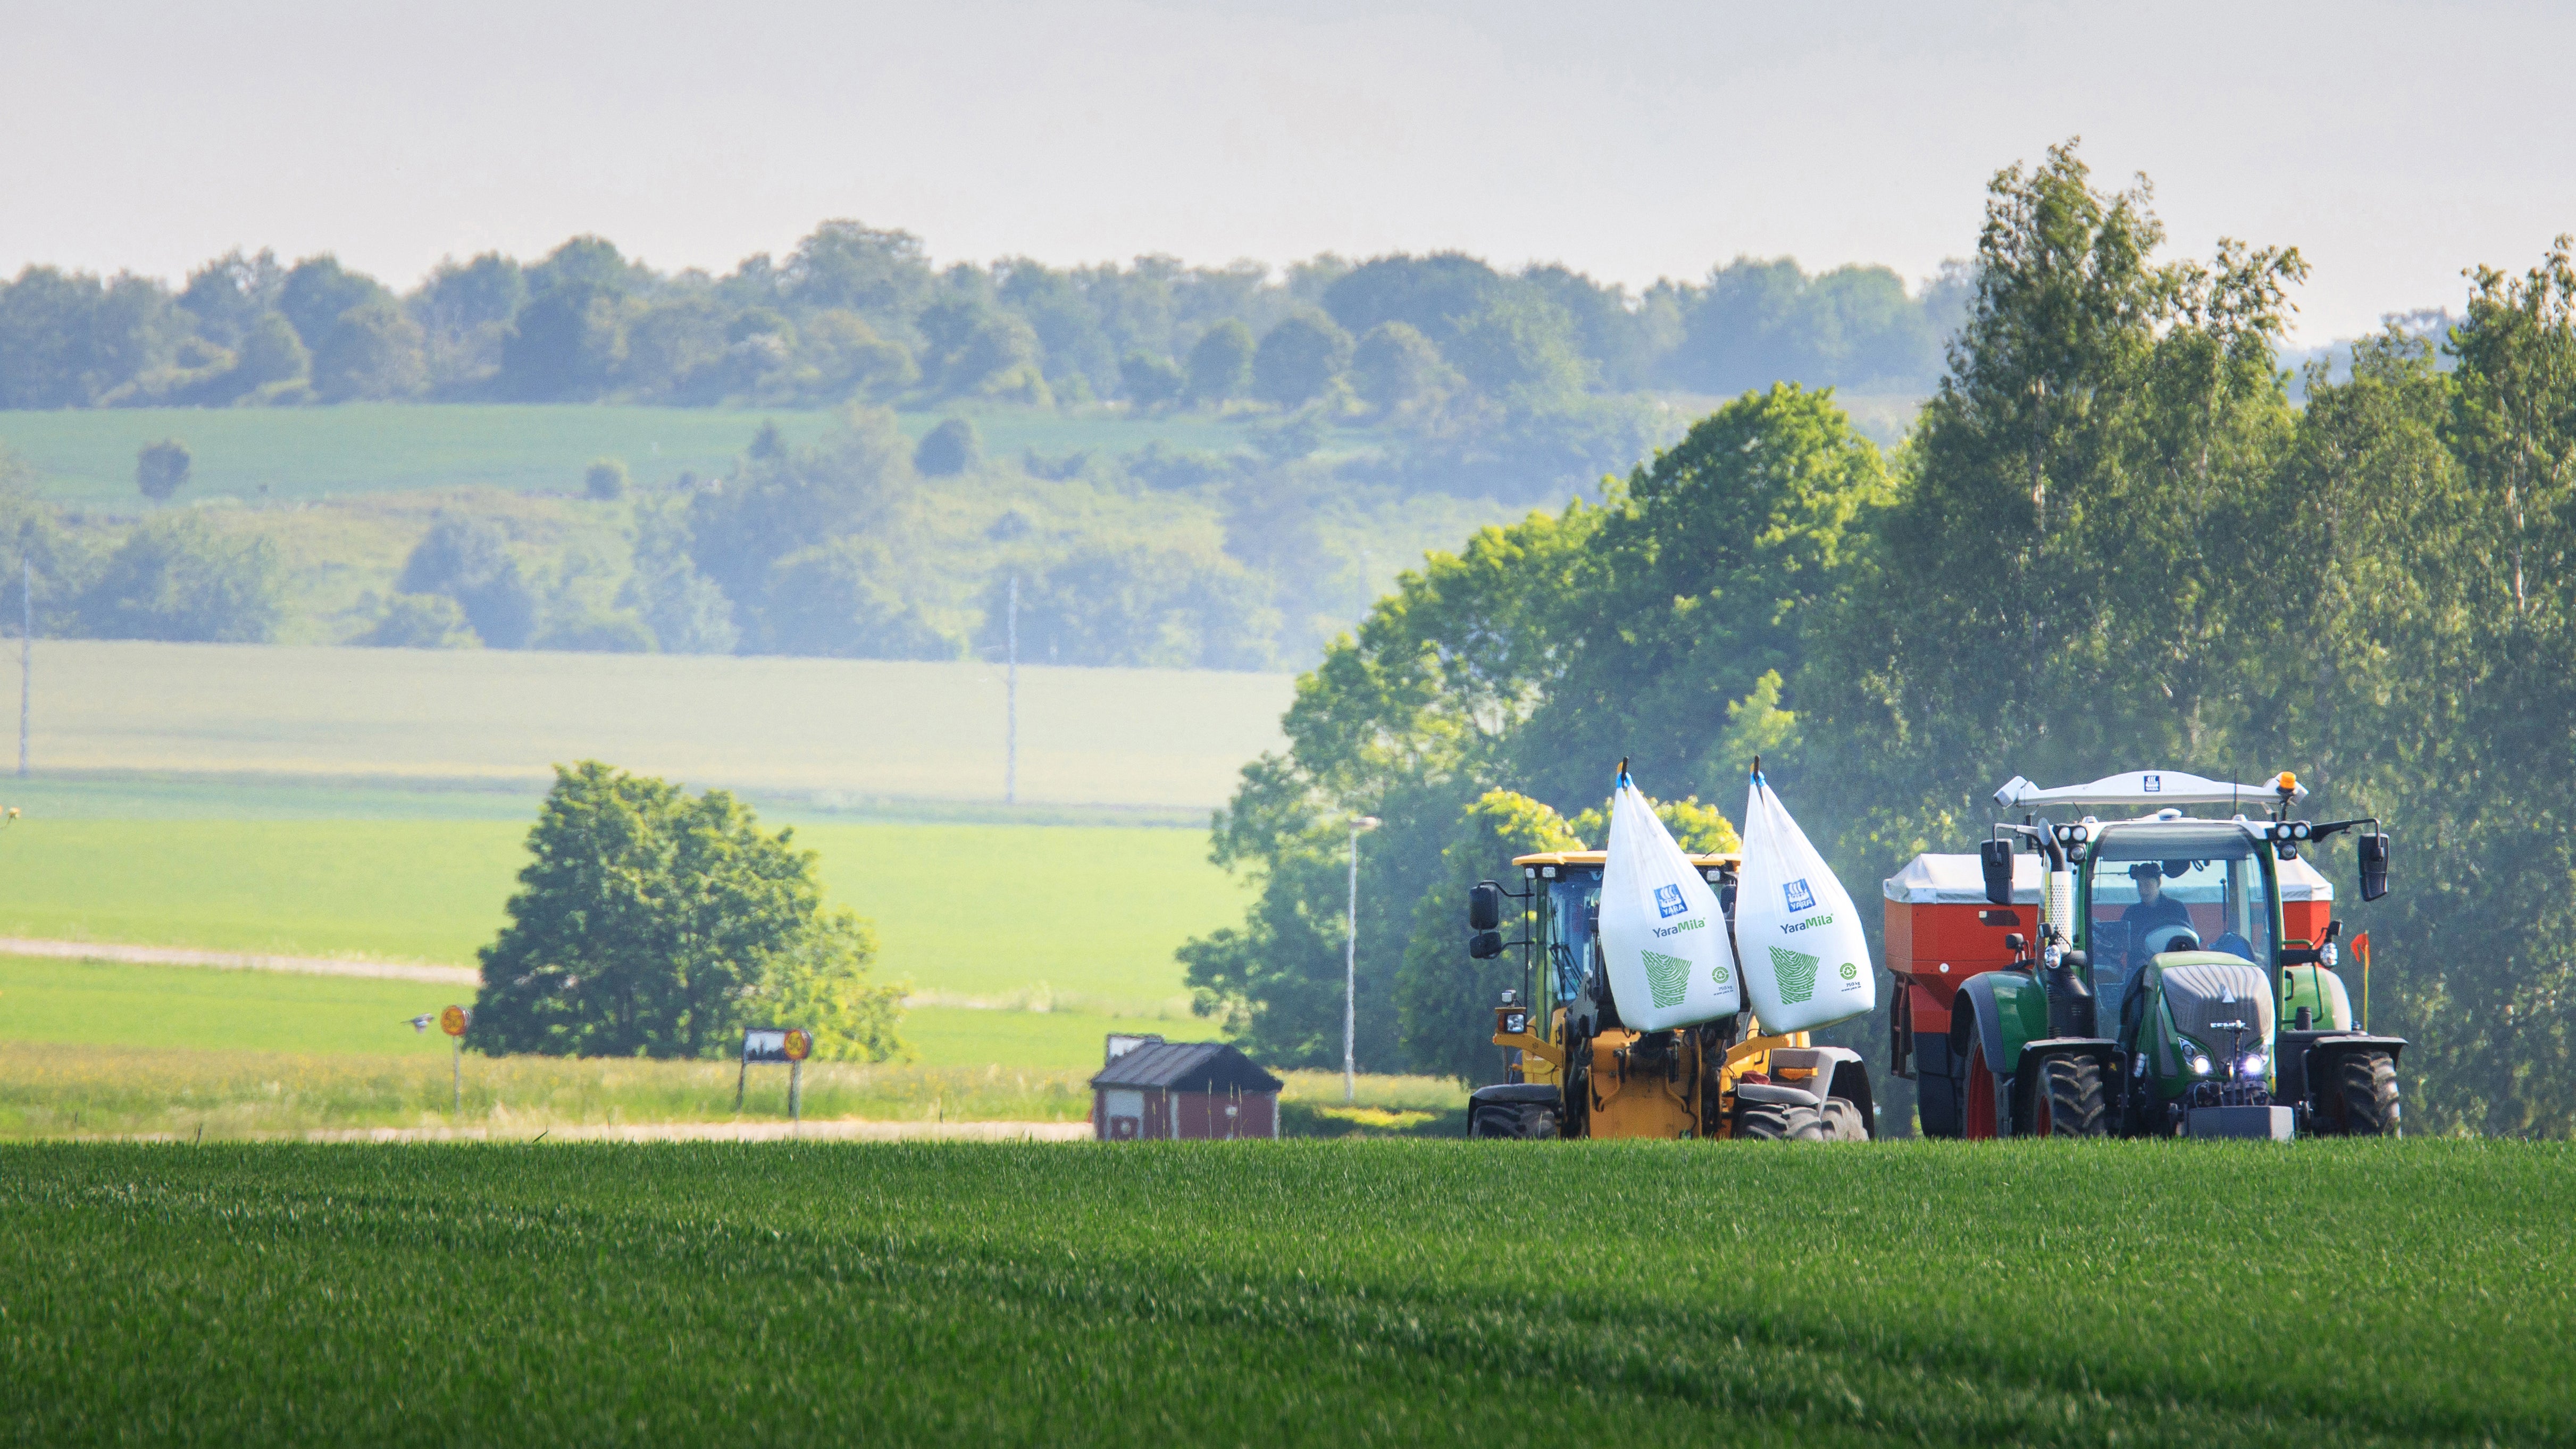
[1653, 883, 1686, 919]
[1783, 878, 1816, 912]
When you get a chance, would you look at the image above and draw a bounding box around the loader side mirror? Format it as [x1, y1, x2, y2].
[1467, 881, 1505, 932]
[2358, 832, 2390, 901]
[1468, 930, 1505, 960]
[1979, 839, 2016, 905]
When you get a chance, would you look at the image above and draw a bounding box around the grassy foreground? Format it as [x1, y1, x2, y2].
[3, 1140, 2561, 1445]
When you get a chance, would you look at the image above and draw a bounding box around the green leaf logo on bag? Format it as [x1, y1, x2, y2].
[1641, 949, 1692, 1008]
[1839, 962, 1859, 982]
[1769, 946, 1822, 1004]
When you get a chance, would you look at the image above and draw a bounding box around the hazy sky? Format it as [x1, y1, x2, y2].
[4, 1, 2570, 343]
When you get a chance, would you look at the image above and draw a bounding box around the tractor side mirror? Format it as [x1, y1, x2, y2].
[1468, 930, 1504, 960]
[2004, 933, 2027, 955]
[2358, 832, 2391, 901]
[1979, 839, 2016, 905]
[1467, 881, 1505, 932]
[2323, 918, 2344, 944]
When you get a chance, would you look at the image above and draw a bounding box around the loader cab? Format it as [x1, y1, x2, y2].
[1511, 850, 1737, 1064]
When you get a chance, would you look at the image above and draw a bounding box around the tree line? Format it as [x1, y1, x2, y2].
[0, 227, 1963, 501]
[1187, 143, 2576, 1138]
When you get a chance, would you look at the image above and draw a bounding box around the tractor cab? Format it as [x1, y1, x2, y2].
[1463, 849, 1874, 1142]
[1888, 769, 2406, 1140]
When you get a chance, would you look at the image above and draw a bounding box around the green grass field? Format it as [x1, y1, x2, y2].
[3, 1140, 2558, 1445]
[23, 640, 1288, 809]
[0, 403, 1267, 507]
[0, 403, 1265, 506]
[0, 815, 1247, 1006]
[0, 1043, 1446, 1139]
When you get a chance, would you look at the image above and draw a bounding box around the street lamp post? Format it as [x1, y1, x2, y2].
[1344, 814, 1381, 1104]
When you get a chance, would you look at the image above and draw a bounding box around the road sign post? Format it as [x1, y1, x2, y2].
[739, 1027, 813, 1130]
[439, 1004, 470, 1115]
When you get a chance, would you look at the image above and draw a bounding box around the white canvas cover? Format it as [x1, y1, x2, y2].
[1883, 853, 2044, 904]
[1734, 771, 1876, 1032]
[1598, 772, 1741, 1029]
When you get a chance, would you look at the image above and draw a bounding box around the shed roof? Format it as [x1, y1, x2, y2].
[1090, 1040, 1282, 1093]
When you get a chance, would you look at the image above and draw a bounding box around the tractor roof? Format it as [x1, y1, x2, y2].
[1512, 850, 1739, 870]
[1994, 769, 2307, 810]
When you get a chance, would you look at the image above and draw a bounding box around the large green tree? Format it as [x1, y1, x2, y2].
[471, 761, 904, 1061]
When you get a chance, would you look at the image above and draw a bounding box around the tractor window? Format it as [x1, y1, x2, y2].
[1545, 873, 1602, 1012]
[2087, 827, 2273, 971]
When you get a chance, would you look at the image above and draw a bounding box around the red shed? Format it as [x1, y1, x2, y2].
[1090, 1038, 1282, 1141]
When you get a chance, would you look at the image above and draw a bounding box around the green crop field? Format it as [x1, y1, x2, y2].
[0, 403, 1268, 507]
[0, 815, 1247, 1008]
[23, 640, 1288, 809]
[3, 1140, 2560, 1445]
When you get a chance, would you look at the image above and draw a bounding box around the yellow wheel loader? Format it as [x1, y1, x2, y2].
[1465, 850, 1874, 1141]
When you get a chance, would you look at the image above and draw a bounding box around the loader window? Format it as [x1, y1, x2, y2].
[1544, 873, 1602, 1012]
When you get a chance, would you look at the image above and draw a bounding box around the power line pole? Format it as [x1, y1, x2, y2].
[1344, 814, 1380, 1104]
[1005, 574, 1019, 806]
[18, 558, 28, 778]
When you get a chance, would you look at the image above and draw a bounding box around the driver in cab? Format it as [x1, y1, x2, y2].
[2122, 862, 2193, 968]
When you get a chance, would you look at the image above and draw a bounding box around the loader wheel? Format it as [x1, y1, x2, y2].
[1736, 1104, 1825, 1142]
[1819, 1098, 1870, 1142]
[1470, 1103, 1558, 1139]
[2335, 1051, 2403, 1137]
[2018, 1055, 2111, 1138]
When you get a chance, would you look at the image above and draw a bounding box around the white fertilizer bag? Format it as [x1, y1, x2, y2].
[1733, 767, 1876, 1033]
[1599, 765, 1741, 1030]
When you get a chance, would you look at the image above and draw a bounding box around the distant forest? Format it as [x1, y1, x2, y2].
[0, 228, 1963, 486]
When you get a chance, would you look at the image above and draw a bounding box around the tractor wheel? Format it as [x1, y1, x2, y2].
[1819, 1097, 1870, 1142]
[2335, 1051, 2403, 1137]
[1959, 1039, 2000, 1140]
[2019, 1055, 2111, 1138]
[1737, 1104, 1825, 1141]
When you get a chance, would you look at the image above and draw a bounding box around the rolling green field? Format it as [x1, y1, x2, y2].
[4, 1140, 2560, 1445]
[0, 816, 1248, 1009]
[0, 403, 1266, 506]
[23, 640, 1288, 809]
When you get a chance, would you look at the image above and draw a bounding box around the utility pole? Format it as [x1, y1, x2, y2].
[1344, 814, 1381, 1104]
[18, 558, 29, 778]
[1005, 574, 1019, 806]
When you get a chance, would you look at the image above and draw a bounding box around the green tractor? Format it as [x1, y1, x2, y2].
[1918, 769, 2403, 1140]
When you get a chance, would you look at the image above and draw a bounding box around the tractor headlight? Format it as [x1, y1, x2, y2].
[2239, 1052, 2267, 1079]
[2190, 1052, 2214, 1076]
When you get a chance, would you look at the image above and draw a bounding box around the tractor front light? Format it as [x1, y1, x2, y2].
[2190, 1053, 2214, 1076]
[2240, 1052, 2267, 1079]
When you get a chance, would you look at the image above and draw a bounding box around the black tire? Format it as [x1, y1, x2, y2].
[1820, 1097, 1870, 1142]
[2015, 1055, 2111, 1138]
[2336, 1051, 2403, 1137]
[1736, 1103, 1825, 1141]
[1469, 1103, 1555, 1139]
